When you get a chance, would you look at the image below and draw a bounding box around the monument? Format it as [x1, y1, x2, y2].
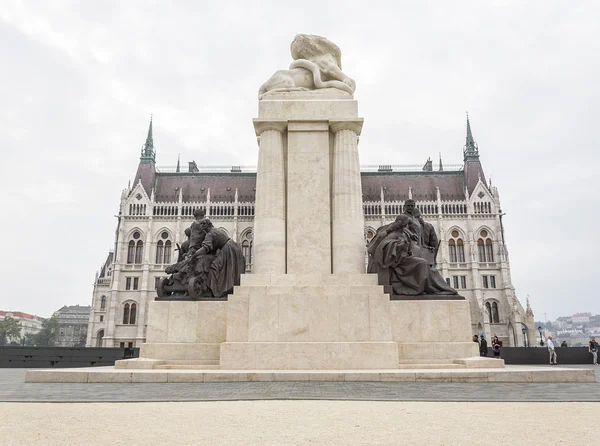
[127, 34, 483, 371]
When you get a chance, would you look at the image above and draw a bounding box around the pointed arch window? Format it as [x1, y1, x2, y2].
[127, 241, 135, 264]
[456, 239, 465, 262]
[449, 239, 457, 263]
[123, 303, 130, 324]
[491, 302, 500, 323]
[164, 240, 172, 264]
[129, 303, 137, 325]
[485, 301, 492, 324]
[448, 230, 465, 263]
[135, 241, 143, 264]
[122, 303, 137, 325]
[241, 230, 253, 271]
[485, 239, 494, 262]
[100, 296, 106, 310]
[477, 229, 494, 263]
[156, 240, 164, 264]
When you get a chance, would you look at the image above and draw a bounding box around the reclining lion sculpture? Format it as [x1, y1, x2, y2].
[259, 34, 356, 98]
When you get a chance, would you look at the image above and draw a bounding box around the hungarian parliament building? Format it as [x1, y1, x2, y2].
[86, 118, 536, 349]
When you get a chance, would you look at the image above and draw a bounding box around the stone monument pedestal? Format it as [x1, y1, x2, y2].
[220, 273, 398, 370]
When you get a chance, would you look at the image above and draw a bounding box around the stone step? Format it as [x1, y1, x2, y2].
[154, 364, 220, 370]
[162, 360, 219, 366]
[397, 364, 466, 369]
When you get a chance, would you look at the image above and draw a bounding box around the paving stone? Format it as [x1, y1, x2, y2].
[1, 366, 599, 403]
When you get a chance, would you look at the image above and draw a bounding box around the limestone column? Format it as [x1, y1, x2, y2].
[330, 120, 365, 273]
[252, 120, 287, 274]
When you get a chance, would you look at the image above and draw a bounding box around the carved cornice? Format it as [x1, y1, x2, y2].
[329, 119, 364, 135]
[253, 119, 288, 136]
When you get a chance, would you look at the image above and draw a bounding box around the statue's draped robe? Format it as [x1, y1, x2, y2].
[200, 228, 246, 297]
[368, 228, 456, 296]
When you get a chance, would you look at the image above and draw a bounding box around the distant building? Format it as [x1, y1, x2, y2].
[53, 305, 91, 347]
[0, 311, 44, 344]
[571, 313, 591, 324]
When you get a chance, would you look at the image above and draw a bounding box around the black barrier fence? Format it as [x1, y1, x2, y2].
[483, 347, 596, 365]
[0, 347, 140, 368]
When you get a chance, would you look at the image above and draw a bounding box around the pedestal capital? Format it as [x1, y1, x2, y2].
[329, 119, 364, 135]
[253, 119, 287, 136]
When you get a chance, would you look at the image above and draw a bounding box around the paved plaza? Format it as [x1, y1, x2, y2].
[2, 400, 599, 446]
[1, 365, 599, 403]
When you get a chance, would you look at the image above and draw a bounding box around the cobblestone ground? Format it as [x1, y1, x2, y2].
[1, 365, 599, 402]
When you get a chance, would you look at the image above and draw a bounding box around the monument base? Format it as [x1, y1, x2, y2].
[220, 342, 399, 370]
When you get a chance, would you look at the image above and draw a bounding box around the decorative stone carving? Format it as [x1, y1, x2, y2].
[156, 212, 245, 300]
[259, 34, 356, 98]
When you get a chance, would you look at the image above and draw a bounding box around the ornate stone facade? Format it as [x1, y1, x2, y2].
[86, 117, 535, 348]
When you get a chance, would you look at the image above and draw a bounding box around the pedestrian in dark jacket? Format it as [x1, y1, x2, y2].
[479, 335, 488, 357]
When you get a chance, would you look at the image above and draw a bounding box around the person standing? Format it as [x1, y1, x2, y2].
[479, 335, 488, 357]
[589, 337, 599, 366]
[492, 335, 502, 359]
[547, 335, 557, 365]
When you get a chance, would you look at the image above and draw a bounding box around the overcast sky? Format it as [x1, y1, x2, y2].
[0, 1, 598, 321]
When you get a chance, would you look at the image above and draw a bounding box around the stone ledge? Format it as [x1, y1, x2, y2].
[25, 366, 595, 384]
[239, 273, 379, 287]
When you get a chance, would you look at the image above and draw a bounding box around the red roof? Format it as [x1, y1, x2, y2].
[0, 311, 41, 320]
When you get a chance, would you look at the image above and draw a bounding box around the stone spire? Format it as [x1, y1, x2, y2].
[462, 113, 486, 196]
[463, 112, 479, 161]
[176, 154, 180, 173]
[133, 116, 156, 197]
[526, 296, 534, 317]
[141, 115, 155, 161]
[438, 152, 443, 171]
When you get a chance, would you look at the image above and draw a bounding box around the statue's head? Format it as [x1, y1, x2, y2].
[198, 218, 213, 232]
[393, 214, 411, 230]
[404, 199, 416, 214]
[193, 208, 205, 219]
[184, 228, 191, 237]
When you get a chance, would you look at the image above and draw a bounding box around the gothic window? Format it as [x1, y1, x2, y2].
[123, 303, 130, 324]
[133, 277, 139, 290]
[456, 239, 465, 263]
[448, 230, 465, 263]
[127, 241, 135, 264]
[129, 303, 137, 325]
[100, 296, 106, 310]
[492, 302, 500, 323]
[449, 239, 457, 263]
[486, 239, 494, 262]
[241, 230, 253, 268]
[156, 240, 164, 264]
[125, 277, 131, 290]
[485, 301, 492, 324]
[477, 239, 485, 262]
[135, 241, 143, 264]
[164, 241, 172, 264]
[477, 229, 494, 263]
[122, 303, 137, 325]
